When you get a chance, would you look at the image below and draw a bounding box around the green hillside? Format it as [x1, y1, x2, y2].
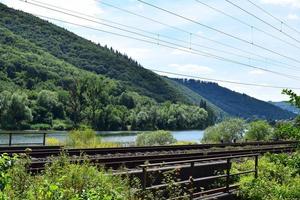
[0, 20, 211, 131]
[173, 78, 296, 120]
[0, 3, 188, 103]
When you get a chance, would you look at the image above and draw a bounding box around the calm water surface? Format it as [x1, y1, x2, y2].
[0, 130, 204, 146]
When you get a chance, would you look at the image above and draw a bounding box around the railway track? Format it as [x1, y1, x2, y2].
[0, 141, 298, 171]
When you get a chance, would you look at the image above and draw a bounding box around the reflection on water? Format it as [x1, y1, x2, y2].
[0, 130, 204, 146]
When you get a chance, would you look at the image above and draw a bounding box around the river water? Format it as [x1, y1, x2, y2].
[0, 130, 204, 146]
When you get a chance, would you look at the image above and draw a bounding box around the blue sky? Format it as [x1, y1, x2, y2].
[2, 0, 300, 101]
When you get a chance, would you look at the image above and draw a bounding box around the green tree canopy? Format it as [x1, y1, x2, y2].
[245, 120, 273, 141]
[202, 118, 246, 143]
[136, 130, 177, 146]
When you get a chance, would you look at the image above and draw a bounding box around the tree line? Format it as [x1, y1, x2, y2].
[0, 74, 213, 131]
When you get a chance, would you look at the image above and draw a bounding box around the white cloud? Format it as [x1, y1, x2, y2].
[287, 13, 299, 20]
[169, 64, 214, 74]
[261, 0, 300, 8]
[249, 69, 266, 75]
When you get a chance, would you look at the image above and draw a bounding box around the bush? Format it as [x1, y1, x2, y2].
[65, 128, 120, 148]
[30, 123, 51, 130]
[66, 129, 100, 148]
[234, 151, 300, 200]
[245, 120, 273, 141]
[52, 119, 73, 131]
[202, 118, 246, 143]
[0, 155, 132, 200]
[136, 130, 176, 146]
[272, 121, 300, 140]
[46, 137, 61, 146]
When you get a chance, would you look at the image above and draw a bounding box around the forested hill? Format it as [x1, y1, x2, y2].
[270, 101, 300, 114]
[0, 3, 187, 103]
[173, 78, 296, 120]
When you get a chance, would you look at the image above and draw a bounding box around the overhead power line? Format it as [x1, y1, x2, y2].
[246, 0, 300, 36]
[152, 69, 300, 90]
[23, 12, 300, 89]
[225, 0, 300, 45]
[98, 0, 300, 71]
[137, 0, 300, 64]
[194, 0, 300, 50]
[28, 0, 300, 72]
[21, 0, 300, 81]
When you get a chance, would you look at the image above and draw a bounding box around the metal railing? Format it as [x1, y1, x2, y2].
[0, 131, 48, 146]
[139, 154, 259, 199]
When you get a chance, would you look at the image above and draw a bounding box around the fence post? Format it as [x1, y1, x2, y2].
[254, 155, 258, 178]
[42, 133, 46, 146]
[189, 176, 194, 200]
[8, 133, 12, 146]
[142, 166, 147, 191]
[226, 158, 231, 192]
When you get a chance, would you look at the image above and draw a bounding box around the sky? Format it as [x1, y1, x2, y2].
[1, 0, 300, 101]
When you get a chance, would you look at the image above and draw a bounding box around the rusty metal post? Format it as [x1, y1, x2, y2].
[189, 176, 194, 200]
[142, 166, 147, 191]
[43, 133, 46, 146]
[254, 155, 258, 178]
[8, 133, 12, 146]
[226, 158, 230, 192]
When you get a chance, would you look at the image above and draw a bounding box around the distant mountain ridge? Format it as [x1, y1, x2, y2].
[173, 78, 296, 120]
[270, 101, 300, 114]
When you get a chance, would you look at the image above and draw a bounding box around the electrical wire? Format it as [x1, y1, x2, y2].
[20, 0, 300, 81]
[225, 0, 300, 45]
[246, 0, 300, 36]
[28, 0, 300, 72]
[194, 0, 300, 50]
[137, 0, 300, 64]
[98, 0, 300, 71]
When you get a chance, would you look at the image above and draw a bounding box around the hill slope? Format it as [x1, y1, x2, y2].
[0, 3, 187, 103]
[173, 78, 296, 120]
[270, 101, 300, 114]
[0, 26, 212, 130]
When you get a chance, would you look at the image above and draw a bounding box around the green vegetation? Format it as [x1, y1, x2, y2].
[0, 3, 194, 104]
[202, 118, 246, 143]
[0, 154, 132, 200]
[0, 9, 213, 131]
[174, 78, 295, 120]
[0, 27, 209, 131]
[202, 117, 300, 143]
[245, 120, 273, 141]
[136, 130, 176, 146]
[234, 152, 300, 200]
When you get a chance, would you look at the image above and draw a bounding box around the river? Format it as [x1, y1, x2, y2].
[0, 130, 204, 146]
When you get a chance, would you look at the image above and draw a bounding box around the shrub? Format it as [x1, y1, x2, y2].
[46, 137, 61, 146]
[272, 121, 300, 140]
[0, 155, 132, 200]
[30, 123, 51, 130]
[52, 119, 73, 131]
[235, 151, 300, 200]
[66, 129, 101, 148]
[65, 128, 119, 148]
[245, 120, 273, 141]
[136, 130, 176, 146]
[202, 118, 246, 143]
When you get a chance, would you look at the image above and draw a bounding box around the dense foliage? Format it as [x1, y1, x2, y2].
[0, 3, 192, 103]
[136, 130, 176, 146]
[245, 120, 273, 141]
[202, 118, 247, 143]
[174, 78, 295, 120]
[0, 26, 211, 131]
[202, 117, 300, 143]
[0, 154, 132, 200]
[235, 152, 300, 200]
